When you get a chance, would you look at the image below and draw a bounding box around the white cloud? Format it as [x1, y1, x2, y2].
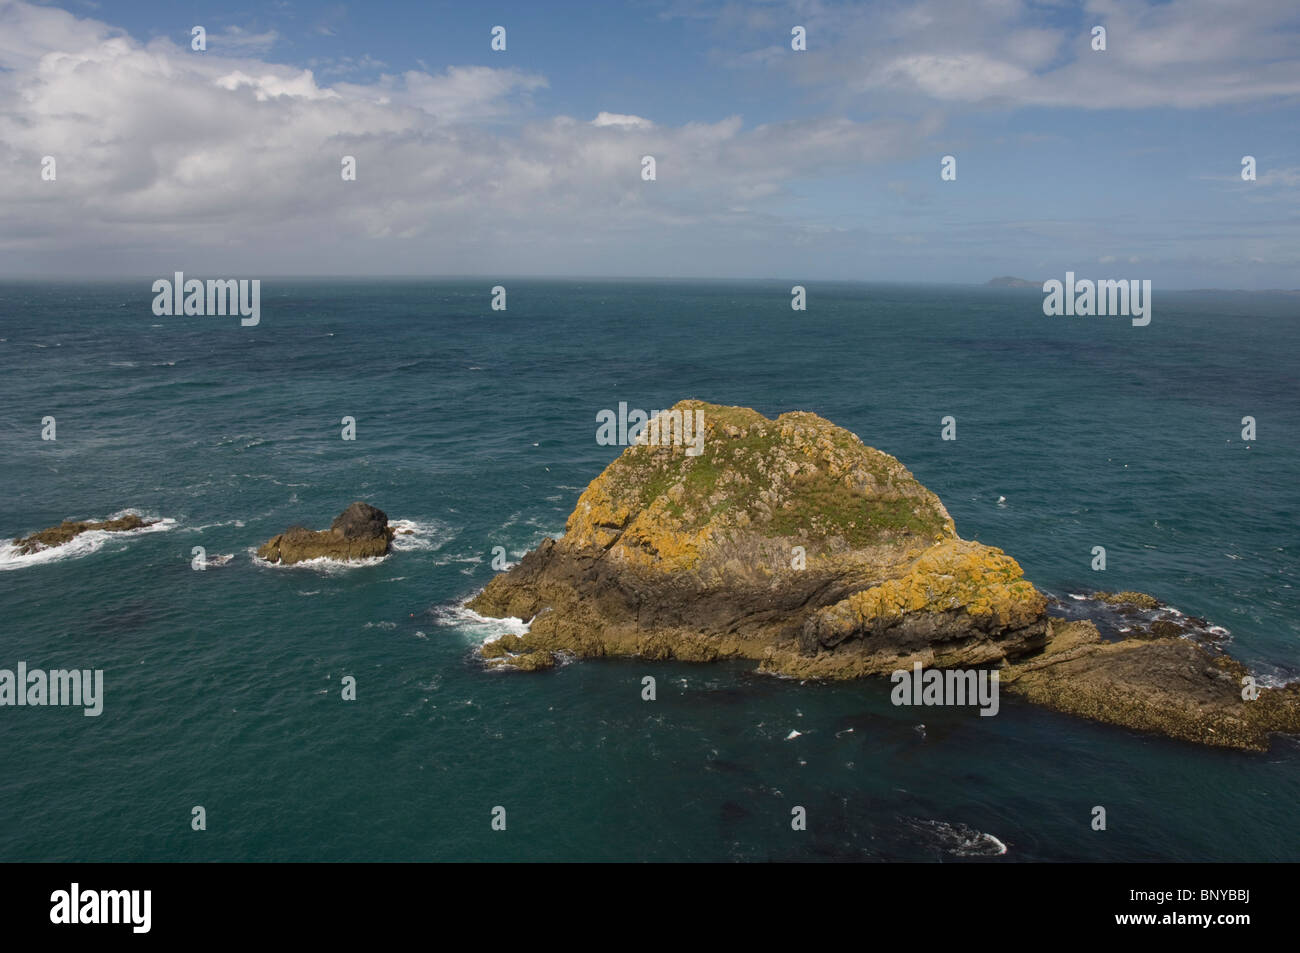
[876, 53, 1031, 101]
[0, 0, 934, 275]
[208, 27, 279, 55]
[2, 0, 1294, 284]
[215, 70, 340, 101]
[591, 112, 654, 129]
[708, 0, 1300, 110]
[1258, 166, 1300, 188]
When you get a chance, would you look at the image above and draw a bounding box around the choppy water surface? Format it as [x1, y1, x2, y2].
[1, 279, 1296, 861]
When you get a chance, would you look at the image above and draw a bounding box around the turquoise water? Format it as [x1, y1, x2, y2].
[1, 279, 1297, 861]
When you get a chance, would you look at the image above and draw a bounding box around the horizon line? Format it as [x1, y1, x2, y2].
[0, 274, 1296, 293]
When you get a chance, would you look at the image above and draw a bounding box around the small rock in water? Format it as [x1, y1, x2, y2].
[257, 501, 394, 564]
[12, 513, 155, 554]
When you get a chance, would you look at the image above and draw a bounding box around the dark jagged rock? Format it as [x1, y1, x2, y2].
[331, 501, 391, 540]
[257, 502, 393, 565]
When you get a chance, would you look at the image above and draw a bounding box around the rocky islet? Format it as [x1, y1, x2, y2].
[470, 400, 1300, 751]
[11, 513, 158, 555]
[255, 501, 395, 565]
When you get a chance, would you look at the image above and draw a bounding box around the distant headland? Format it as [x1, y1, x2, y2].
[985, 276, 1041, 288]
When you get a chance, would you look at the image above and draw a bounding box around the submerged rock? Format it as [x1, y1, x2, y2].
[256, 501, 394, 565]
[1094, 590, 1161, 610]
[469, 400, 1300, 750]
[12, 513, 155, 554]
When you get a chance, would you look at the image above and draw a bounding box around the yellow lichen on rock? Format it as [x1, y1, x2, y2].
[807, 539, 1045, 643]
[471, 400, 1045, 675]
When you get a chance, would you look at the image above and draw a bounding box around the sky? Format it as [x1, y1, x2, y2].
[0, 0, 1297, 287]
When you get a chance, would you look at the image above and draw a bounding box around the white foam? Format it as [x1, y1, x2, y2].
[388, 518, 456, 552]
[432, 601, 531, 643]
[1256, 671, 1293, 689]
[0, 513, 177, 572]
[181, 519, 245, 533]
[907, 818, 1007, 857]
[248, 549, 389, 574]
[431, 553, 485, 567]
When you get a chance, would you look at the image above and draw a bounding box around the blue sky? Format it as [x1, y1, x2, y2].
[1, 0, 1297, 286]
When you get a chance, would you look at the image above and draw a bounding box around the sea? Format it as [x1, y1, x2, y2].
[1, 278, 1297, 862]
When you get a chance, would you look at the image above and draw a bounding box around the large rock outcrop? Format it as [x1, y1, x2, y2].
[472, 401, 1046, 672]
[470, 400, 1300, 751]
[256, 501, 394, 565]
